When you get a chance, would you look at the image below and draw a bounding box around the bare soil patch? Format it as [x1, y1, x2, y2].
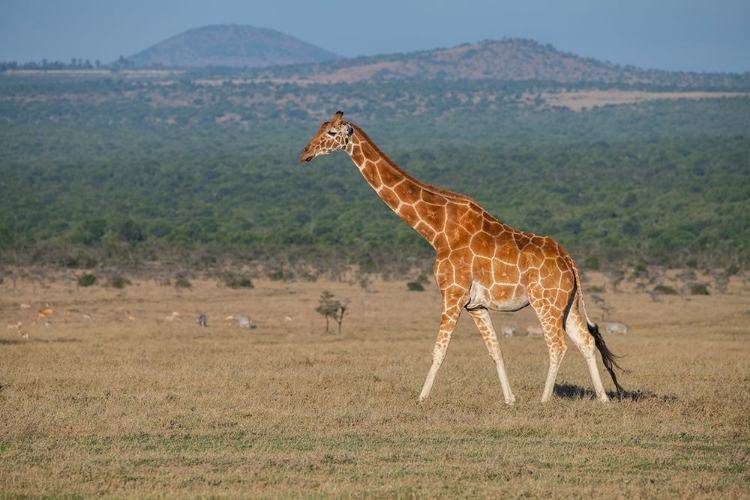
[536, 89, 750, 111]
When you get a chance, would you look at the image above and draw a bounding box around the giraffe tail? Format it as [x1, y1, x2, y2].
[570, 260, 626, 397]
[586, 321, 625, 397]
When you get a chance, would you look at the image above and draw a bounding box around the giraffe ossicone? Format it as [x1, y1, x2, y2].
[301, 111, 625, 404]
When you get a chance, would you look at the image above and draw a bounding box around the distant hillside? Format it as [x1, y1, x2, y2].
[256, 38, 747, 89]
[128, 24, 341, 68]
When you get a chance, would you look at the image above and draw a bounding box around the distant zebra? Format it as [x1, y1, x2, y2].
[501, 323, 516, 337]
[605, 322, 629, 334]
[196, 314, 208, 327]
[237, 315, 257, 329]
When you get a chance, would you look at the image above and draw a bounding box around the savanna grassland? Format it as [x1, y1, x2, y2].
[1, 271, 748, 498]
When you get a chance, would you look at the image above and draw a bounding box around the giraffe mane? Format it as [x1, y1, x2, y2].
[348, 122, 483, 208]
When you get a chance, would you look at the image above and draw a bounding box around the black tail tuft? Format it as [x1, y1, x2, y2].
[588, 321, 626, 397]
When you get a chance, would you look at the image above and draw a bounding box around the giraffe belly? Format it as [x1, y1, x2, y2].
[466, 282, 529, 312]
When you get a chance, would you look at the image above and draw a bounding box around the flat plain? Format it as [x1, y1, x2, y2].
[1, 271, 748, 498]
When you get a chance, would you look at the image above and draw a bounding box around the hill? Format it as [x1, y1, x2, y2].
[127, 24, 341, 68]
[248, 38, 749, 90]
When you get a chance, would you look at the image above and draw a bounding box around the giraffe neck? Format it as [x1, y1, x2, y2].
[344, 123, 467, 249]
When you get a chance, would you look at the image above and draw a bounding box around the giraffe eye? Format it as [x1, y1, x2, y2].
[327, 131, 337, 137]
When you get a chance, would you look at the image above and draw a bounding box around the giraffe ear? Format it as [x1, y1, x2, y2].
[346, 125, 354, 137]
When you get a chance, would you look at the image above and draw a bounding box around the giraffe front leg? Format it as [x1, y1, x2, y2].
[418, 315, 458, 404]
[418, 286, 466, 404]
[468, 308, 515, 405]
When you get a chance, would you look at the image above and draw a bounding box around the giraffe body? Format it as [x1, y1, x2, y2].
[301, 111, 624, 404]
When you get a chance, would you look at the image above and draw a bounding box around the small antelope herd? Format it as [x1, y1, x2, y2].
[4, 301, 264, 342]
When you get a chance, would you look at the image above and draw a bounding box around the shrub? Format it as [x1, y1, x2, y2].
[407, 281, 425, 291]
[78, 273, 98, 287]
[690, 283, 710, 295]
[108, 276, 131, 289]
[653, 284, 678, 295]
[223, 274, 254, 289]
[175, 278, 192, 289]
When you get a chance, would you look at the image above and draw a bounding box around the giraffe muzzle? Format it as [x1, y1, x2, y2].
[300, 148, 315, 162]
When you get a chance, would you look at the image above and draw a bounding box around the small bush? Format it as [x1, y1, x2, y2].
[407, 281, 425, 292]
[653, 284, 678, 295]
[108, 276, 131, 289]
[223, 274, 254, 289]
[175, 278, 192, 289]
[690, 283, 710, 295]
[78, 273, 98, 287]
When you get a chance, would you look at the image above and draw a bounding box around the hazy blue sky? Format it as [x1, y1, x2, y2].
[1, 0, 748, 73]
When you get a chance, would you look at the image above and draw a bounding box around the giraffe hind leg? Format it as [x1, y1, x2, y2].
[530, 285, 569, 402]
[565, 308, 611, 402]
[540, 324, 567, 402]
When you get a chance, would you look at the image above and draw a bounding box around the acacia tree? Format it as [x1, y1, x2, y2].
[315, 290, 348, 334]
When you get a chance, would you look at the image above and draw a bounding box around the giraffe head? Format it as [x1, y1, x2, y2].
[300, 111, 354, 162]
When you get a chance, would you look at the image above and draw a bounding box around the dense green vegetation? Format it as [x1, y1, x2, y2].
[1, 71, 748, 276]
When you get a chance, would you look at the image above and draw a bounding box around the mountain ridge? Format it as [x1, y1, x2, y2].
[128, 24, 342, 68]
[125, 26, 748, 89]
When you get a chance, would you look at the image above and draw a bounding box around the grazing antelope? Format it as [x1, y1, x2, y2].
[605, 322, 629, 335]
[501, 323, 516, 337]
[166, 311, 182, 322]
[7, 321, 22, 330]
[37, 307, 54, 319]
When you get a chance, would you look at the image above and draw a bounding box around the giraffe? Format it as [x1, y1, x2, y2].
[301, 111, 624, 404]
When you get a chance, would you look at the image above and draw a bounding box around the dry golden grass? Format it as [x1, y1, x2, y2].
[1, 273, 749, 498]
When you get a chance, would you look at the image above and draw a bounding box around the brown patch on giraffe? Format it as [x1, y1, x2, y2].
[434, 258, 455, 287]
[432, 232, 449, 252]
[414, 221, 437, 242]
[449, 247, 474, 270]
[471, 255, 493, 281]
[379, 186, 400, 210]
[481, 216, 503, 236]
[397, 181, 422, 205]
[360, 141, 381, 163]
[378, 164, 403, 187]
[445, 221, 472, 250]
[361, 163, 382, 189]
[489, 283, 516, 300]
[350, 148, 365, 165]
[470, 231, 496, 258]
[492, 259, 520, 285]
[494, 239, 519, 263]
[421, 190, 448, 206]
[415, 201, 447, 232]
[399, 204, 420, 226]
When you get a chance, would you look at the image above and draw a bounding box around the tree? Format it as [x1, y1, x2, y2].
[315, 291, 348, 334]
